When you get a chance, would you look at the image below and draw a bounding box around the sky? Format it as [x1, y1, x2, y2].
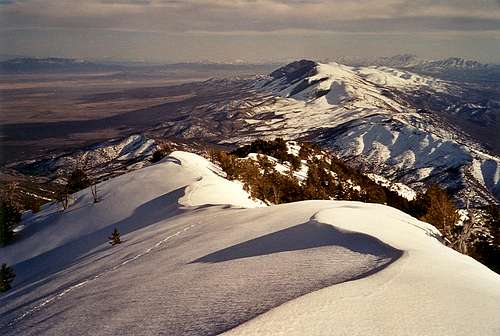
[1, 0, 500, 63]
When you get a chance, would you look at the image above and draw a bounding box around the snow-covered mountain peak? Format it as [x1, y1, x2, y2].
[236, 60, 500, 206]
[261, 60, 448, 108]
[269, 59, 318, 82]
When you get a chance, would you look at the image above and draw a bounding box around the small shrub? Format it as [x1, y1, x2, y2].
[90, 183, 99, 203]
[288, 155, 302, 171]
[151, 149, 166, 163]
[151, 141, 172, 163]
[24, 197, 43, 213]
[108, 228, 122, 246]
[55, 188, 71, 211]
[418, 185, 459, 238]
[470, 206, 500, 273]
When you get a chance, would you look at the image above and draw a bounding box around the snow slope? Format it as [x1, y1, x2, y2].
[260, 61, 448, 106]
[1, 152, 499, 336]
[1, 151, 260, 266]
[323, 115, 472, 182]
[52, 134, 157, 171]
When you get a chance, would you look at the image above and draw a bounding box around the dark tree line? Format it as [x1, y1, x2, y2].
[211, 139, 417, 212]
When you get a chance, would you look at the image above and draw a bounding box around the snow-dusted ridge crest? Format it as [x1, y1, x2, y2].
[1, 151, 499, 336]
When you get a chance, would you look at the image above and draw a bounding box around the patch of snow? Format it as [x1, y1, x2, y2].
[286, 141, 301, 156]
[367, 173, 417, 201]
[19, 191, 53, 201]
[456, 209, 470, 227]
[245, 153, 307, 182]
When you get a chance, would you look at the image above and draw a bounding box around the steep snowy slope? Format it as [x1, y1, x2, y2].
[1, 152, 500, 336]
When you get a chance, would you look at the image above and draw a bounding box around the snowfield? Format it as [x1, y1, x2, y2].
[1, 151, 499, 335]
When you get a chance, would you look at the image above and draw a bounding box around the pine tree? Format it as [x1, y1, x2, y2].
[0, 200, 20, 247]
[108, 228, 122, 246]
[420, 185, 459, 240]
[0, 263, 15, 292]
[67, 169, 90, 194]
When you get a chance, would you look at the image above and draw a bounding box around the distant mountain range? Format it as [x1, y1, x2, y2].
[0, 57, 122, 73]
[3, 56, 500, 207]
[0, 57, 278, 74]
[335, 54, 500, 82]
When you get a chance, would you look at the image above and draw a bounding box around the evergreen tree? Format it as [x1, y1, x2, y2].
[0, 263, 15, 292]
[0, 200, 20, 247]
[108, 228, 122, 246]
[211, 139, 414, 215]
[151, 141, 172, 163]
[420, 185, 459, 239]
[151, 149, 166, 163]
[67, 169, 90, 194]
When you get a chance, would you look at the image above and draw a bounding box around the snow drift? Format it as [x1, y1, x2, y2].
[1, 151, 499, 336]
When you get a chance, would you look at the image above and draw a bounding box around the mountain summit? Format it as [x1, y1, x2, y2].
[246, 60, 500, 206]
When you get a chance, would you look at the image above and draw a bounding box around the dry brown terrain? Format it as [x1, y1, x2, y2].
[0, 65, 270, 165]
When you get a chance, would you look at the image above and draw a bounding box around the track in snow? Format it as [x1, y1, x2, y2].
[2, 207, 402, 336]
[4, 222, 198, 328]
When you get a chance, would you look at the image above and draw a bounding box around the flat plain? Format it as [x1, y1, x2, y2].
[0, 65, 271, 165]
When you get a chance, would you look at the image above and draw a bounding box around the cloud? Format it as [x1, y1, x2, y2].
[1, 0, 499, 63]
[1, 0, 499, 34]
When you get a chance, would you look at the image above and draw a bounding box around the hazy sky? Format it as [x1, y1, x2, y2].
[1, 0, 500, 63]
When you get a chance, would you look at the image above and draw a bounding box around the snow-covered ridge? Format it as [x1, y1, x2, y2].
[2, 151, 261, 266]
[1, 151, 499, 335]
[52, 134, 157, 171]
[337, 54, 491, 72]
[13, 134, 159, 183]
[322, 115, 472, 181]
[226, 203, 500, 336]
[242, 60, 500, 206]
